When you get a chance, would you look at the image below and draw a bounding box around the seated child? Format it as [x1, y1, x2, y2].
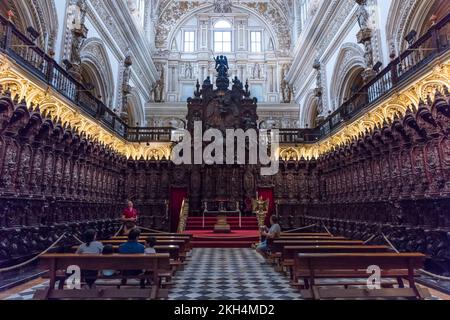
[144, 237, 157, 254]
[102, 244, 116, 277]
[143, 237, 157, 286]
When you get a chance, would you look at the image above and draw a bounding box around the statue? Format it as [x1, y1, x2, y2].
[214, 55, 229, 77]
[184, 62, 193, 79]
[281, 80, 292, 103]
[356, 0, 370, 29]
[252, 63, 262, 79]
[252, 196, 269, 228]
[214, 0, 232, 13]
[152, 64, 165, 102]
[121, 53, 132, 118]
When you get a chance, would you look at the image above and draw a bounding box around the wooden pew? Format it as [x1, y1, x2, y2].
[295, 253, 431, 300]
[267, 239, 362, 268]
[70, 245, 180, 260]
[101, 239, 189, 260]
[33, 254, 171, 300]
[111, 236, 192, 251]
[278, 236, 347, 241]
[135, 233, 193, 239]
[281, 245, 391, 283]
[280, 233, 331, 237]
[273, 240, 364, 253]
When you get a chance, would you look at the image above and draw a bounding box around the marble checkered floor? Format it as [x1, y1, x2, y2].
[168, 248, 302, 300]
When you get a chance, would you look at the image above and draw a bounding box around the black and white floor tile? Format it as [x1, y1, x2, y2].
[168, 248, 302, 300]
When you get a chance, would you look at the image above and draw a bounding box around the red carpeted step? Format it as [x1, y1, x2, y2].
[185, 230, 259, 248]
[191, 241, 255, 248]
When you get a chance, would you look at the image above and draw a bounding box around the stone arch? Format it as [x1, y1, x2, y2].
[80, 38, 115, 108]
[301, 90, 319, 128]
[123, 88, 145, 127]
[330, 43, 366, 110]
[1, 0, 59, 52]
[386, 0, 449, 54]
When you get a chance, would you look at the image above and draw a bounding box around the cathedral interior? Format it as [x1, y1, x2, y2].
[0, 0, 450, 302]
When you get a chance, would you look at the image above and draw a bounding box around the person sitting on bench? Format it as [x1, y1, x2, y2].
[256, 216, 281, 259]
[144, 237, 157, 254]
[76, 229, 104, 288]
[118, 228, 146, 287]
[101, 244, 116, 277]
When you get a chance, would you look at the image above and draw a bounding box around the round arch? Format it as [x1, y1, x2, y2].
[301, 90, 319, 128]
[0, 0, 59, 52]
[329, 43, 366, 109]
[386, 0, 450, 53]
[123, 88, 145, 127]
[80, 38, 115, 108]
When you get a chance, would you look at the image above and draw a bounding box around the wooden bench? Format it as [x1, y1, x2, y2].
[281, 245, 391, 283]
[33, 254, 171, 300]
[70, 245, 180, 260]
[134, 233, 193, 239]
[273, 240, 364, 253]
[279, 236, 347, 241]
[280, 233, 330, 236]
[111, 236, 192, 251]
[295, 253, 431, 300]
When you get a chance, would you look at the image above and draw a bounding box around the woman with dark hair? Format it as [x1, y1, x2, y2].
[76, 229, 104, 288]
[122, 200, 138, 235]
[76, 229, 104, 254]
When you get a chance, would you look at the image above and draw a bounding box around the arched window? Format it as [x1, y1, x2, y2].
[214, 20, 232, 52]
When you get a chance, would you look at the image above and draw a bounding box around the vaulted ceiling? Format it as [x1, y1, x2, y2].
[152, 0, 294, 52]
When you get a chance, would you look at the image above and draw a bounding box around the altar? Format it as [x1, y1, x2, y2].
[202, 201, 242, 234]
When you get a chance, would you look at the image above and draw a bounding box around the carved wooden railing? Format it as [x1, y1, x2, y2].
[1, 13, 449, 143]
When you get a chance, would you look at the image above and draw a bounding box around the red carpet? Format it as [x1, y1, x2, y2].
[184, 217, 260, 248]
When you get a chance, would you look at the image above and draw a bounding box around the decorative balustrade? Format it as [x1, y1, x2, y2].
[1, 13, 449, 144]
[317, 12, 449, 136]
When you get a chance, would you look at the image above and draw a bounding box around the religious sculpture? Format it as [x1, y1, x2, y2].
[356, 0, 370, 29]
[252, 63, 262, 79]
[313, 58, 325, 117]
[121, 53, 132, 121]
[252, 196, 269, 228]
[214, 55, 229, 77]
[184, 62, 193, 79]
[66, 0, 88, 82]
[152, 64, 165, 102]
[214, 0, 232, 13]
[355, 0, 376, 82]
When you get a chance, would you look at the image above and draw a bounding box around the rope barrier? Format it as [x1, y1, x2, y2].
[135, 226, 166, 234]
[363, 234, 377, 244]
[322, 223, 333, 236]
[72, 234, 83, 244]
[381, 233, 450, 281]
[0, 233, 67, 273]
[381, 233, 400, 253]
[419, 269, 450, 281]
[114, 224, 124, 237]
[283, 224, 317, 233]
